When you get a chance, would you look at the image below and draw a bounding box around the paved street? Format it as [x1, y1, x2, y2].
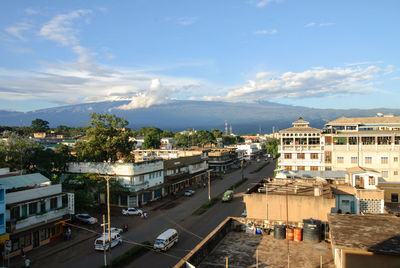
[33, 159, 275, 268]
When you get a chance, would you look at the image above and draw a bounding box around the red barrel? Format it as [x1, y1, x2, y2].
[286, 228, 294, 240]
[294, 228, 302, 242]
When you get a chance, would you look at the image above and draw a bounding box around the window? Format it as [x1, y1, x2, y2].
[337, 157, 344, 164]
[325, 152, 332, 163]
[50, 198, 58, 209]
[20, 233, 31, 248]
[297, 166, 305, 171]
[325, 166, 332, 171]
[310, 166, 318, 171]
[365, 157, 372, 164]
[378, 136, 391, 145]
[309, 138, 320, 145]
[394, 157, 399, 162]
[40, 228, 50, 241]
[284, 153, 292, 159]
[368, 176, 375, 185]
[11, 238, 19, 252]
[324, 136, 332, 145]
[295, 138, 307, 145]
[381, 157, 389, 164]
[346, 126, 357, 130]
[40, 201, 46, 213]
[349, 137, 358, 145]
[381, 171, 389, 178]
[333, 137, 346, 145]
[361, 137, 375, 145]
[311, 153, 318, 160]
[391, 193, 399, 203]
[285, 166, 292, 171]
[11, 206, 20, 220]
[21, 204, 27, 218]
[395, 136, 400, 145]
[282, 138, 292, 145]
[341, 200, 350, 206]
[394, 171, 398, 176]
[351, 157, 358, 164]
[297, 153, 305, 159]
[29, 202, 38, 215]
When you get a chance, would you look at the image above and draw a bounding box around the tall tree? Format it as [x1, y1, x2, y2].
[74, 113, 134, 162]
[264, 138, 279, 157]
[211, 129, 223, 139]
[31, 118, 50, 133]
[142, 130, 161, 149]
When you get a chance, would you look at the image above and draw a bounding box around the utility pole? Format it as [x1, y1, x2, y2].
[105, 176, 112, 265]
[286, 183, 290, 268]
[101, 215, 107, 266]
[241, 157, 244, 180]
[208, 171, 211, 201]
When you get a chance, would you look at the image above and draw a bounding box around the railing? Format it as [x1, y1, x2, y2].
[14, 207, 69, 231]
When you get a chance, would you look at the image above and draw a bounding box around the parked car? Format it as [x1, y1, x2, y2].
[222, 190, 234, 202]
[94, 232, 122, 251]
[75, 213, 98, 224]
[122, 207, 143, 216]
[105, 227, 123, 234]
[184, 190, 196, 196]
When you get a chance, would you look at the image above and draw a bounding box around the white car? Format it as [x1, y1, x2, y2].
[105, 227, 123, 234]
[75, 213, 98, 224]
[94, 232, 122, 251]
[184, 190, 195, 196]
[122, 207, 143, 216]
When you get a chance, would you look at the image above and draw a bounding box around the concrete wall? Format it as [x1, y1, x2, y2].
[6, 184, 62, 204]
[244, 193, 335, 222]
[343, 250, 400, 268]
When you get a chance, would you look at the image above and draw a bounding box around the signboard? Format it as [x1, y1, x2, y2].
[68, 193, 75, 215]
[5, 240, 11, 252]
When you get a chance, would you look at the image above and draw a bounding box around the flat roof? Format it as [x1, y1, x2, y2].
[279, 170, 347, 179]
[326, 116, 400, 125]
[0, 173, 50, 190]
[329, 214, 400, 255]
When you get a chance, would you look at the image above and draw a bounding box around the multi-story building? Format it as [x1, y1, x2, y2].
[67, 161, 164, 207]
[207, 149, 236, 175]
[236, 143, 261, 160]
[278, 117, 324, 171]
[1, 173, 73, 257]
[164, 155, 209, 195]
[323, 115, 400, 181]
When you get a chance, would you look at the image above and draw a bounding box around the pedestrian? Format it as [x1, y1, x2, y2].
[66, 227, 71, 240]
[125, 224, 128, 232]
[143, 212, 148, 218]
[25, 258, 31, 267]
[21, 247, 25, 258]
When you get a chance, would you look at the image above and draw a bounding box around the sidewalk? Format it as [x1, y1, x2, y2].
[11, 225, 97, 268]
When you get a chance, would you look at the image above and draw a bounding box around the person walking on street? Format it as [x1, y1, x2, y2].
[66, 227, 71, 240]
[25, 258, 31, 267]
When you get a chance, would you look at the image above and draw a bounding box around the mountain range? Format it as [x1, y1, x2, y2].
[1, 100, 399, 134]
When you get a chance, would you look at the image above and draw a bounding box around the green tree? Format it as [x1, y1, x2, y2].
[264, 138, 279, 157]
[197, 130, 216, 147]
[222, 135, 237, 145]
[74, 113, 134, 162]
[162, 130, 174, 138]
[211, 129, 223, 139]
[142, 130, 161, 149]
[174, 133, 189, 147]
[31, 118, 50, 133]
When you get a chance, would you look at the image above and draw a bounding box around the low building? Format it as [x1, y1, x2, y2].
[67, 161, 164, 207]
[378, 181, 400, 213]
[236, 143, 261, 160]
[329, 214, 400, 268]
[1, 173, 73, 258]
[132, 149, 204, 162]
[207, 149, 236, 175]
[164, 155, 209, 195]
[244, 178, 335, 222]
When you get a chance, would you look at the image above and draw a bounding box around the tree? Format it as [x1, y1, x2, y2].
[31, 118, 49, 133]
[142, 130, 161, 149]
[162, 130, 174, 138]
[211, 129, 223, 139]
[264, 138, 279, 157]
[222, 135, 237, 145]
[197, 130, 216, 147]
[74, 113, 134, 162]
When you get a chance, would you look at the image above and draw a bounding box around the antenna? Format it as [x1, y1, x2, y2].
[225, 120, 228, 135]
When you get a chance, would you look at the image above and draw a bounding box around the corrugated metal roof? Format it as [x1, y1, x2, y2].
[0, 173, 50, 190]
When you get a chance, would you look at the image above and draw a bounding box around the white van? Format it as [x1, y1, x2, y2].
[153, 229, 178, 251]
[94, 232, 122, 251]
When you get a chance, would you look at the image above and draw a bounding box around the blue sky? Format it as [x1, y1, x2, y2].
[1, 0, 400, 112]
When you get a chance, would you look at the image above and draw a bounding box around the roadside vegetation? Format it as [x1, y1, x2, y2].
[101, 241, 151, 268]
[250, 161, 270, 174]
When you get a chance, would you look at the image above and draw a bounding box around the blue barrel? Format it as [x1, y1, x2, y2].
[274, 225, 286, 240]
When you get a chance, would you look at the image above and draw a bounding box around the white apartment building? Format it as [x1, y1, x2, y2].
[236, 143, 261, 160]
[278, 117, 325, 171]
[324, 115, 400, 181]
[67, 160, 164, 207]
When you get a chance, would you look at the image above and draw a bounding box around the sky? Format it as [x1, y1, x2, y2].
[1, 0, 400, 112]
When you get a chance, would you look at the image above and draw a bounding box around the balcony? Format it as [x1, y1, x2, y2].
[10, 207, 69, 232]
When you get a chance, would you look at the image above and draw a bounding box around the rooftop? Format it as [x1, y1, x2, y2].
[346, 166, 379, 174]
[0, 173, 50, 190]
[329, 214, 400, 255]
[326, 116, 400, 125]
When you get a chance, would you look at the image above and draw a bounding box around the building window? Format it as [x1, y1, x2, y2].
[29, 202, 38, 215]
[351, 157, 358, 164]
[337, 157, 344, 164]
[324, 136, 332, 145]
[381, 171, 389, 178]
[349, 137, 358, 145]
[381, 157, 389, 164]
[365, 157, 372, 164]
[285, 166, 292, 171]
[368, 176, 375, 185]
[361, 137, 375, 145]
[391, 193, 399, 203]
[50, 198, 58, 209]
[295, 138, 307, 145]
[311, 153, 318, 159]
[395, 136, 400, 145]
[394, 171, 398, 176]
[341, 200, 350, 206]
[310, 166, 318, 171]
[309, 138, 320, 145]
[325, 152, 332, 163]
[297, 166, 305, 171]
[394, 157, 399, 162]
[40, 228, 50, 241]
[378, 136, 391, 145]
[11, 206, 20, 220]
[333, 137, 346, 145]
[282, 138, 292, 145]
[297, 153, 305, 159]
[284, 153, 292, 159]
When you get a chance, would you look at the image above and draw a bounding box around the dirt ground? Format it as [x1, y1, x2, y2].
[199, 231, 335, 268]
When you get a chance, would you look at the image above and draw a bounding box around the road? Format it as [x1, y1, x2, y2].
[38, 159, 275, 268]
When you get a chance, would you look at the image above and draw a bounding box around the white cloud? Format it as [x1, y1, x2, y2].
[256, 0, 281, 8]
[24, 8, 39, 15]
[39, 9, 92, 46]
[255, 72, 275, 79]
[254, 29, 278, 35]
[5, 22, 32, 41]
[305, 22, 335, 28]
[165, 16, 198, 26]
[204, 66, 383, 102]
